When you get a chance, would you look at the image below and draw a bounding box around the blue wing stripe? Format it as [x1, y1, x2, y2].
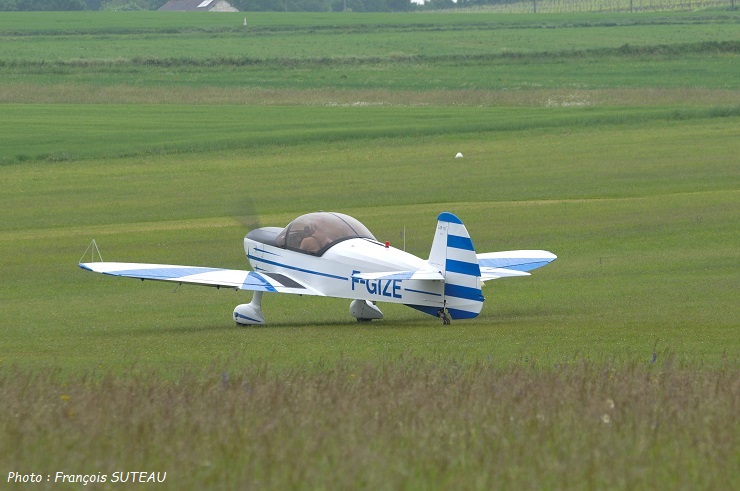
[242, 272, 278, 292]
[479, 258, 553, 272]
[105, 266, 225, 280]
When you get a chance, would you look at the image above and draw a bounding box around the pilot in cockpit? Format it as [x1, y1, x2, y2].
[300, 223, 330, 253]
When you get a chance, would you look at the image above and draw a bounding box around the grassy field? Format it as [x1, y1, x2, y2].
[1, 11, 738, 95]
[1, 10, 738, 490]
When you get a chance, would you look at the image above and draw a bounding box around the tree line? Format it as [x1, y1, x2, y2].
[0, 0, 418, 11]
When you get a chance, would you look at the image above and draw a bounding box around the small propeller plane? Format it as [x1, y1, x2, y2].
[79, 211, 556, 325]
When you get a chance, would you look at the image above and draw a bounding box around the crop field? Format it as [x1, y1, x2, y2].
[1, 10, 738, 490]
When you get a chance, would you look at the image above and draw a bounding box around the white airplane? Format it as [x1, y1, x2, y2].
[79, 211, 556, 325]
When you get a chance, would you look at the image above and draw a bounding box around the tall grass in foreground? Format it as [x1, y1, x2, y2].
[2, 357, 736, 490]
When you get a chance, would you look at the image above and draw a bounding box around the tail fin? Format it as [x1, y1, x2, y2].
[428, 212, 484, 319]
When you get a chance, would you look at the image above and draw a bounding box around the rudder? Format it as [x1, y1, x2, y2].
[428, 212, 484, 319]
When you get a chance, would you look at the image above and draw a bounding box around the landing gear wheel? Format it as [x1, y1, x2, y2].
[438, 309, 451, 325]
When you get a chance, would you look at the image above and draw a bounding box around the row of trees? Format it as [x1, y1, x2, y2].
[0, 0, 83, 9]
[0, 0, 418, 11]
[0, 0, 169, 10]
[0, 0, 104, 10]
[20, 0, 711, 12]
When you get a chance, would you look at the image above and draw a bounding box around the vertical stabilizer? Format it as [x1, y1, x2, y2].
[428, 212, 484, 320]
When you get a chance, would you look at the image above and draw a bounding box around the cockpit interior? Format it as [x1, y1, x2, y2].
[246, 212, 378, 256]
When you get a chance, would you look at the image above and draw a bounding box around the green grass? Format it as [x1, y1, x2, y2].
[0, 9, 738, 490]
[1, 11, 736, 34]
[1, 114, 737, 373]
[2, 360, 737, 489]
[1, 11, 738, 95]
[2, 104, 739, 166]
[3, 49, 738, 93]
[3, 24, 737, 61]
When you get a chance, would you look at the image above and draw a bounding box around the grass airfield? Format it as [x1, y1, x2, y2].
[1, 10, 738, 490]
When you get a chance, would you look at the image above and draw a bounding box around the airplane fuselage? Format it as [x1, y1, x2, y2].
[245, 236, 446, 309]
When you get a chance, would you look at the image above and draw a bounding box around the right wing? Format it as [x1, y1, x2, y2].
[79, 262, 324, 296]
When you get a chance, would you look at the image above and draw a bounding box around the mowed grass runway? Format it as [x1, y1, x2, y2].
[1, 10, 738, 490]
[1, 112, 738, 370]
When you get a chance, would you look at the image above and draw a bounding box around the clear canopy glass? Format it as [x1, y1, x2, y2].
[275, 212, 377, 254]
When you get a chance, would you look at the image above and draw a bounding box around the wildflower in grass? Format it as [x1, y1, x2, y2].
[606, 398, 615, 409]
[60, 394, 70, 402]
[601, 414, 611, 424]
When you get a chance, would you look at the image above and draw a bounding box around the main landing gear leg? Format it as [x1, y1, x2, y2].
[437, 308, 451, 325]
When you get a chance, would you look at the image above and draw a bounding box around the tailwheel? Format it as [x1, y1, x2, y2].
[437, 308, 451, 325]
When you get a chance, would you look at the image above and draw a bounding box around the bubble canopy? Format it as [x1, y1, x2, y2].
[274, 212, 377, 255]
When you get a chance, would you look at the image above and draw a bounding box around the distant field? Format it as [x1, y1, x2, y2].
[1, 10, 735, 33]
[1, 11, 738, 99]
[3, 20, 737, 61]
[0, 10, 738, 491]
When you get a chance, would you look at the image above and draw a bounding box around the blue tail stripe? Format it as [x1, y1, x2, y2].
[447, 234, 474, 251]
[446, 259, 481, 276]
[437, 212, 463, 224]
[445, 283, 484, 302]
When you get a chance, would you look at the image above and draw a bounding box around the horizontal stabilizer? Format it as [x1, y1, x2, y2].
[352, 270, 445, 281]
[79, 262, 322, 295]
[480, 267, 531, 280]
[477, 250, 556, 275]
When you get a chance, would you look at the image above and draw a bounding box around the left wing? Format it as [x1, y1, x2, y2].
[78, 262, 323, 296]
